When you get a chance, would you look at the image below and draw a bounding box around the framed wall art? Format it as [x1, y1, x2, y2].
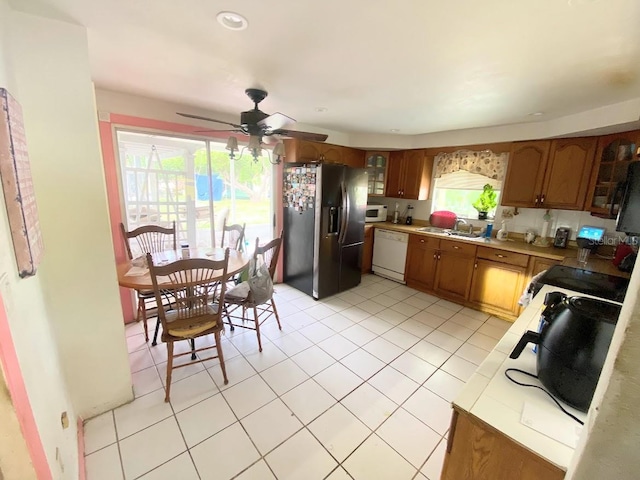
[0, 88, 44, 278]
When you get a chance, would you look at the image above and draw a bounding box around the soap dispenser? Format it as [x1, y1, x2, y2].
[496, 220, 509, 241]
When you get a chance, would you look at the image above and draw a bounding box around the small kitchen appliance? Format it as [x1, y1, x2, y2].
[510, 291, 622, 412]
[365, 204, 387, 223]
[405, 205, 414, 225]
[531, 265, 629, 303]
[553, 227, 571, 248]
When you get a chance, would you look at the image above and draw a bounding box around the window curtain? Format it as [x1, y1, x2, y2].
[434, 150, 507, 181]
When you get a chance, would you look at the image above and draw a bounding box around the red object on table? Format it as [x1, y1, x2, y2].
[613, 244, 634, 266]
[429, 210, 458, 229]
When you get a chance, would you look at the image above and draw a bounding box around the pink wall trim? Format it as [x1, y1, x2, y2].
[77, 417, 85, 480]
[98, 121, 135, 323]
[99, 112, 287, 323]
[0, 292, 52, 480]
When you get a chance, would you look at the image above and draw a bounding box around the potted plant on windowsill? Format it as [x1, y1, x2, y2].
[472, 184, 497, 220]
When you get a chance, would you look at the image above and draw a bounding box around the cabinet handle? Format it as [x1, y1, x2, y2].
[495, 254, 507, 258]
[535, 195, 540, 206]
[420, 239, 425, 243]
[437, 254, 441, 260]
[540, 194, 545, 204]
[474, 262, 478, 269]
[453, 245, 461, 250]
[433, 253, 437, 259]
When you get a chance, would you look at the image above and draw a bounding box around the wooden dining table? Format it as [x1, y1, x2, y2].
[116, 247, 251, 290]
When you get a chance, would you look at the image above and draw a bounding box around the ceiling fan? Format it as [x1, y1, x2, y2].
[177, 88, 328, 143]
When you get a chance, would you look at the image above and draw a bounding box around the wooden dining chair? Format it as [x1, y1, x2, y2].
[147, 250, 231, 402]
[120, 221, 177, 345]
[221, 218, 246, 251]
[222, 232, 283, 352]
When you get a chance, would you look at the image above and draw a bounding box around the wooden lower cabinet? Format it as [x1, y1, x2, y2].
[434, 240, 477, 303]
[362, 225, 374, 273]
[442, 408, 564, 480]
[405, 235, 440, 291]
[528, 256, 561, 278]
[469, 259, 527, 318]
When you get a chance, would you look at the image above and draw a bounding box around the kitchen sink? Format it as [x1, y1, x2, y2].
[448, 231, 481, 238]
[415, 227, 446, 233]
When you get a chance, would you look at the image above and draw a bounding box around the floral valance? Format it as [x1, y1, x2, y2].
[434, 149, 507, 181]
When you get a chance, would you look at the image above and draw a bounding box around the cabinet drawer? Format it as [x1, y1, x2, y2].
[477, 246, 529, 267]
[440, 240, 477, 257]
[409, 234, 440, 249]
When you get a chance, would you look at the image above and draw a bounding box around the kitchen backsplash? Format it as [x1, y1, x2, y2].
[368, 196, 622, 241]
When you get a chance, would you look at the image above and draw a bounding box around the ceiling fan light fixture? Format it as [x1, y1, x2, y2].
[272, 141, 286, 164]
[225, 137, 239, 159]
[216, 11, 248, 30]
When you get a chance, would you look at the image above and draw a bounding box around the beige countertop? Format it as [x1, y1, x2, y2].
[368, 221, 630, 278]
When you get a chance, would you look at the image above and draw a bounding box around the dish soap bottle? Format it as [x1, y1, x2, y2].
[496, 220, 508, 241]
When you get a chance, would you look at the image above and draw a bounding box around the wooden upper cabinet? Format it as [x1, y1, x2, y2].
[320, 144, 342, 164]
[385, 149, 432, 200]
[365, 152, 389, 196]
[585, 131, 639, 217]
[283, 139, 343, 163]
[501, 141, 550, 207]
[541, 137, 596, 210]
[342, 147, 366, 168]
[501, 138, 595, 210]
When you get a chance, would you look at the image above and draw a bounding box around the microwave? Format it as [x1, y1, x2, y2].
[365, 204, 388, 222]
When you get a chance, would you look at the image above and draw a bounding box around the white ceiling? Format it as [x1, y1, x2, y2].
[13, 0, 640, 136]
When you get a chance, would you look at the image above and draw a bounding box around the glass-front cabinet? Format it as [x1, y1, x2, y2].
[587, 132, 639, 217]
[366, 151, 389, 196]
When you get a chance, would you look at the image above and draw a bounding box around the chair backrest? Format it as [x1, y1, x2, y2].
[120, 221, 177, 260]
[253, 230, 283, 280]
[221, 218, 245, 251]
[147, 249, 231, 333]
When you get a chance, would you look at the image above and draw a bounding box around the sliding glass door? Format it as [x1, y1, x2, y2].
[117, 130, 274, 251]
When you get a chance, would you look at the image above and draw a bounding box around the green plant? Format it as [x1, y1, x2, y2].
[472, 184, 497, 213]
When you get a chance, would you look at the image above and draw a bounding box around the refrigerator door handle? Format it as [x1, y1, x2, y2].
[610, 181, 626, 218]
[338, 181, 348, 244]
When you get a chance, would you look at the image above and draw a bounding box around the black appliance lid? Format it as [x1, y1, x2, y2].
[533, 265, 629, 302]
[566, 296, 621, 324]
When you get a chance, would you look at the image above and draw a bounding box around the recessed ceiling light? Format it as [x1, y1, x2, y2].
[216, 11, 248, 30]
[315, 107, 328, 113]
[390, 129, 400, 133]
[528, 112, 544, 116]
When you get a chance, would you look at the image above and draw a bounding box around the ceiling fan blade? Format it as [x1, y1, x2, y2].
[272, 129, 329, 142]
[193, 129, 244, 134]
[177, 112, 242, 128]
[258, 112, 295, 132]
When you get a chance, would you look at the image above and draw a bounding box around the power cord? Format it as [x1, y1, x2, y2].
[504, 368, 584, 425]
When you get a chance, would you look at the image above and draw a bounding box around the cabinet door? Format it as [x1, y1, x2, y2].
[402, 149, 429, 200]
[586, 131, 639, 217]
[320, 144, 343, 164]
[343, 147, 365, 168]
[541, 137, 596, 210]
[435, 251, 475, 302]
[469, 259, 526, 317]
[501, 141, 550, 207]
[386, 151, 405, 198]
[528, 256, 561, 278]
[405, 236, 439, 291]
[442, 409, 565, 480]
[365, 152, 389, 196]
[296, 140, 322, 162]
[362, 226, 374, 273]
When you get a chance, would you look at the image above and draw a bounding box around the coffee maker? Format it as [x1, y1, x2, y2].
[405, 205, 414, 225]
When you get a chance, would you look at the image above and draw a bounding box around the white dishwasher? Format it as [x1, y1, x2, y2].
[372, 229, 408, 283]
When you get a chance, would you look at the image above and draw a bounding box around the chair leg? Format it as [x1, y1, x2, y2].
[165, 341, 174, 403]
[224, 305, 234, 331]
[271, 299, 282, 330]
[152, 318, 161, 346]
[190, 338, 196, 361]
[215, 331, 228, 385]
[138, 297, 149, 342]
[253, 306, 262, 352]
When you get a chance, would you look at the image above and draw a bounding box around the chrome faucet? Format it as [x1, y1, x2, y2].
[454, 218, 474, 234]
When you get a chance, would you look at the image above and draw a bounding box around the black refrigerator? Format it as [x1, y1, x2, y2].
[615, 162, 640, 235]
[283, 163, 368, 299]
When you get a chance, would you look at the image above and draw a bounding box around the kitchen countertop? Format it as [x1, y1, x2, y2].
[369, 221, 630, 278]
[453, 284, 593, 471]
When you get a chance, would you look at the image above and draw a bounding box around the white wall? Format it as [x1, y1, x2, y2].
[0, 1, 77, 477]
[566, 263, 640, 479]
[8, 10, 133, 420]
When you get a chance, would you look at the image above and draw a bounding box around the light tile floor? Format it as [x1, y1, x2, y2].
[84, 274, 511, 480]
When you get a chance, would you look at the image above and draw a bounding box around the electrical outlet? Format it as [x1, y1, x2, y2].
[501, 208, 514, 219]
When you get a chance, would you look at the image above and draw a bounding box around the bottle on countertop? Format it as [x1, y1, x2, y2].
[393, 203, 400, 224]
[181, 243, 190, 259]
[405, 205, 414, 225]
[496, 220, 509, 241]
